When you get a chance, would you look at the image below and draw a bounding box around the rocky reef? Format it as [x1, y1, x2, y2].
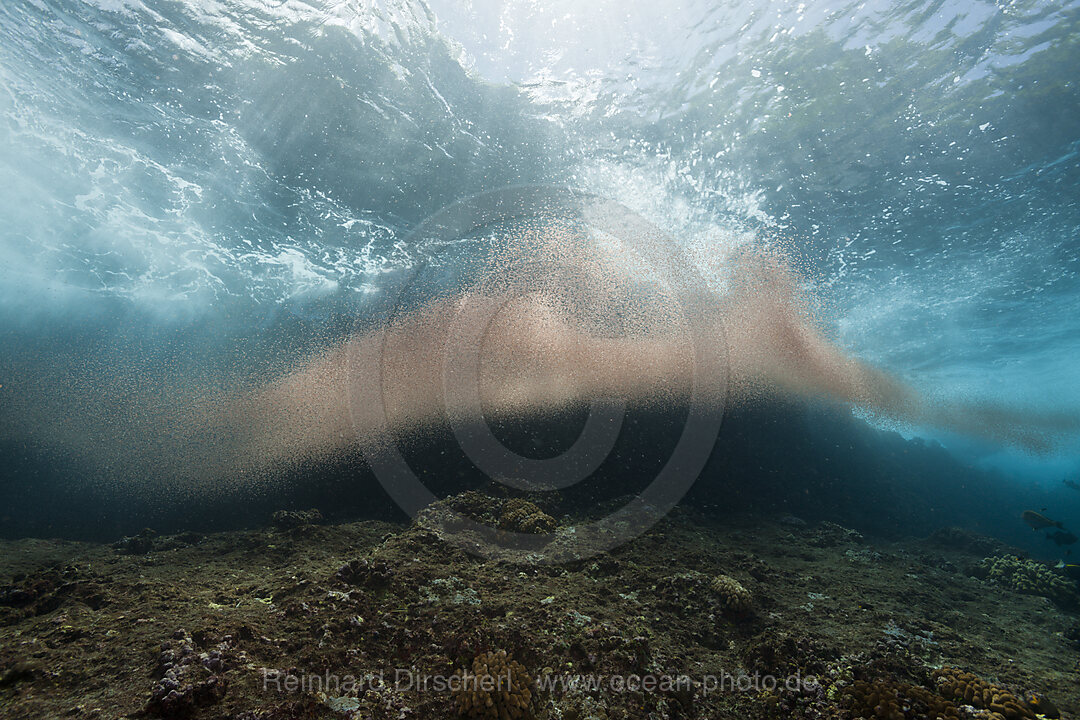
[0, 499, 1076, 719]
[270, 508, 324, 529]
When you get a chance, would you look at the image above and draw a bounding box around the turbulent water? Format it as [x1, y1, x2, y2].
[1, 0, 1080, 537]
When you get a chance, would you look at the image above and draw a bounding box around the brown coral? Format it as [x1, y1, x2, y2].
[710, 574, 752, 613]
[498, 499, 557, 535]
[932, 668, 1034, 720]
[454, 650, 535, 720]
[842, 668, 1040, 720]
[843, 679, 962, 720]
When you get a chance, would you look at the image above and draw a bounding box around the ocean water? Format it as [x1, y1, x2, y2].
[1, 0, 1079, 552]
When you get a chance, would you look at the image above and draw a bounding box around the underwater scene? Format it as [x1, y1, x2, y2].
[2, 0, 1080, 717]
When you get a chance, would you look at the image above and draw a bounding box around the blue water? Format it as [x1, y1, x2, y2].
[1, 0, 1079, 538]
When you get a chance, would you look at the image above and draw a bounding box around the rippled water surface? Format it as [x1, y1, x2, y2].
[1, 0, 1079, 500]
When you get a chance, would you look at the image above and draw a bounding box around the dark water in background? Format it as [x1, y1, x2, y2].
[1, 0, 1079, 551]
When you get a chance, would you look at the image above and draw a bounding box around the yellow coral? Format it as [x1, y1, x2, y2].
[710, 574, 752, 612]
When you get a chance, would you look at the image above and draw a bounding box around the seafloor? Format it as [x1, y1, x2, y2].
[1, 496, 1077, 720]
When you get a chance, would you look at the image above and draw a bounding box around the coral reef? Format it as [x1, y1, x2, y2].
[843, 679, 962, 720]
[711, 574, 753, 613]
[417, 491, 557, 536]
[454, 650, 534, 720]
[840, 668, 1041, 720]
[972, 556, 1079, 609]
[931, 667, 1034, 720]
[146, 630, 231, 717]
[498, 499, 557, 535]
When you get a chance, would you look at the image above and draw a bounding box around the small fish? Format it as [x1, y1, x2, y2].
[1057, 560, 1080, 580]
[1026, 692, 1061, 719]
[1022, 510, 1063, 531]
[1064, 478, 1080, 492]
[1046, 530, 1078, 547]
